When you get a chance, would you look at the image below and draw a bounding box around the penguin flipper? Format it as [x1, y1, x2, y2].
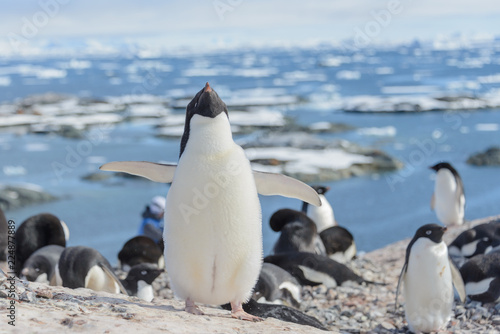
[449, 258, 466, 303]
[395, 263, 407, 312]
[100, 265, 129, 296]
[100, 161, 177, 183]
[253, 171, 321, 206]
[430, 192, 435, 211]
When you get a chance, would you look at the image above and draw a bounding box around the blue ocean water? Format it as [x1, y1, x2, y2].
[1, 44, 499, 264]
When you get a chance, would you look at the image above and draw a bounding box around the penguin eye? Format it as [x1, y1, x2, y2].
[141, 270, 147, 275]
[35, 268, 40, 272]
[426, 230, 432, 235]
[483, 237, 489, 242]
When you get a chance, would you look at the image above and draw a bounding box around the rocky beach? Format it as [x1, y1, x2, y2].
[2, 214, 499, 333]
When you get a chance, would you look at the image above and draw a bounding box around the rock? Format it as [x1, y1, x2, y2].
[240, 132, 402, 182]
[467, 147, 500, 166]
[0, 184, 58, 211]
[82, 172, 114, 182]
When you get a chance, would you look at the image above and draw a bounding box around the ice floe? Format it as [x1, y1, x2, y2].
[357, 126, 397, 137]
[342, 94, 500, 113]
[125, 104, 171, 118]
[245, 147, 373, 174]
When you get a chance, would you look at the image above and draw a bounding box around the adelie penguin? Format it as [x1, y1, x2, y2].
[14, 213, 70, 276]
[121, 263, 164, 302]
[396, 224, 466, 334]
[430, 162, 465, 226]
[302, 186, 356, 263]
[55, 246, 128, 295]
[448, 220, 500, 259]
[459, 251, 500, 303]
[301, 185, 335, 231]
[253, 262, 302, 308]
[100, 83, 321, 321]
[20, 245, 65, 284]
[118, 236, 164, 272]
[270, 209, 325, 255]
[264, 252, 378, 288]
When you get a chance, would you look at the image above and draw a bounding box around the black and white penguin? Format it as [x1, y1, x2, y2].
[121, 263, 164, 302]
[14, 213, 69, 275]
[264, 252, 376, 288]
[396, 224, 465, 333]
[270, 209, 326, 255]
[55, 246, 127, 295]
[459, 251, 500, 303]
[253, 262, 302, 308]
[0, 208, 7, 262]
[448, 220, 500, 259]
[430, 162, 466, 226]
[319, 226, 357, 263]
[302, 186, 356, 263]
[118, 236, 164, 272]
[221, 299, 327, 331]
[20, 244, 64, 284]
[100, 82, 321, 321]
[302, 185, 335, 232]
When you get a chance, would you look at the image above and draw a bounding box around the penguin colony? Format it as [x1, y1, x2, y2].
[1, 84, 499, 331]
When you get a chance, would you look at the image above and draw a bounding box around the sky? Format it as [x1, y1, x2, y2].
[0, 0, 499, 53]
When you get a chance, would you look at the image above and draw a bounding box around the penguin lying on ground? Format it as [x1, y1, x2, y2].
[118, 236, 164, 272]
[20, 245, 64, 284]
[121, 263, 164, 302]
[100, 83, 321, 321]
[430, 162, 466, 226]
[319, 226, 356, 263]
[14, 213, 69, 276]
[56, 246, 127, 295]
[264, 252, 379, 288]
[448, 220, 500, 259]
[221, 299, 327, 331]
[459, 251, 500, 303]
[270, 209, 325, 255]
[253, 262, 302, 308]
[396, 224, 465, 333]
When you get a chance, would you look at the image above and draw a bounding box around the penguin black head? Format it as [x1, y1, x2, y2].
[414, 224, 447, 244]
[20, 255, 51, 282]
[269, 209, 316, 233]
[180, 82, 228, 157]
[429, 162, 457, 174]
[126, 263, 164, 285]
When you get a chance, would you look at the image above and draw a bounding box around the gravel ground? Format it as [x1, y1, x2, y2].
[1, 215, 499, 333]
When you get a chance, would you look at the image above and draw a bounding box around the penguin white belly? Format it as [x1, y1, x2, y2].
[309, 194, 335, 232]
[434, 170, 463, 225]
[164, 114, 263, 306]
[85, 265, 120, 294]
[137, 280, 155, 302]
[404, 239, 453, 333]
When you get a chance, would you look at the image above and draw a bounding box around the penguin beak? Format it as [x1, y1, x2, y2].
[442, 226, 448, 233]
[204, 82, 212, 93]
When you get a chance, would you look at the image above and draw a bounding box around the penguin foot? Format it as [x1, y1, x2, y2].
[185, 298, 204, 315]
[230, 302, 263, 322]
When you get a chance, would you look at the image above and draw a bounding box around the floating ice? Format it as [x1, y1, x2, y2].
[357, 126, 397, 137]
[245, 147, 373, 174]
[0, 76, 11, 86]
[336, 70, 361, 80]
